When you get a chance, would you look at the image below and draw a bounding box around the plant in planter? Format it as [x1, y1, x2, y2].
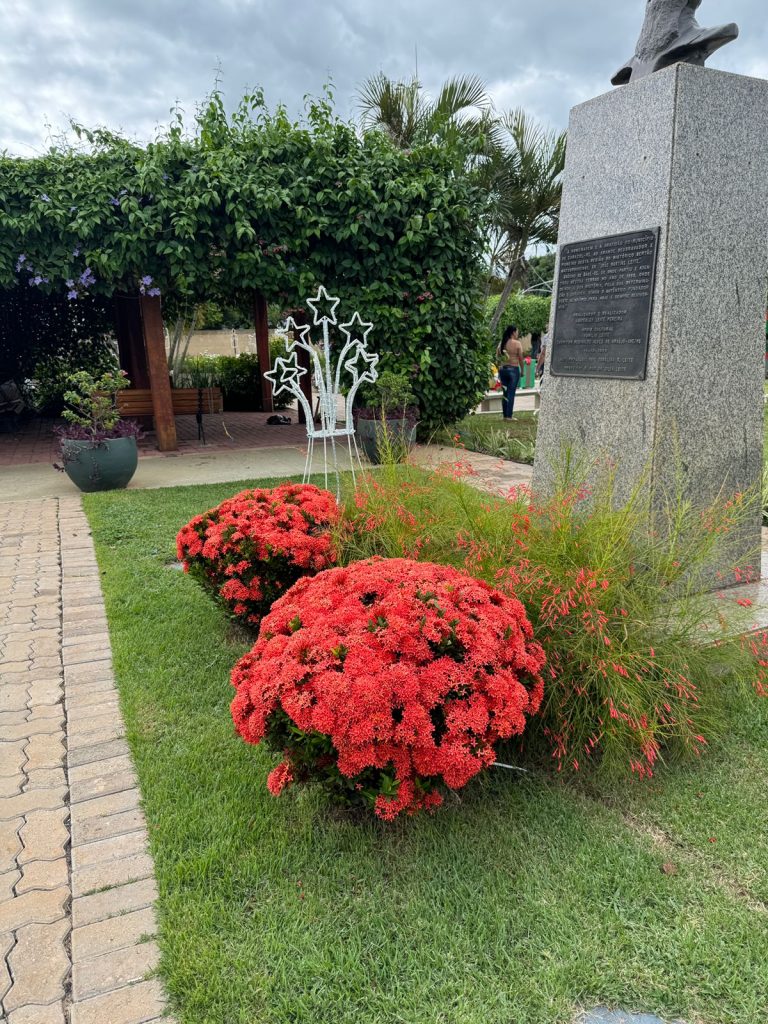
[54, 369, 142, 492]
[355, 369, 419, 464]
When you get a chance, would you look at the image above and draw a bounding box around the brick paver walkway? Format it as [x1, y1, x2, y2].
[0, 497, 172, 1023]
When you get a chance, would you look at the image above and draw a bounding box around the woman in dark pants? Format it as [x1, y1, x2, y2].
[496, 325, 524, 420]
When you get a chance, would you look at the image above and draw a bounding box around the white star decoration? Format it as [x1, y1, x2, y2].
[305, 285, 340, 326]
[264, 353, 306, 397]
[268, 284, 380, 499]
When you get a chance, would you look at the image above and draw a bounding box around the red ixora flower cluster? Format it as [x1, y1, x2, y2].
[230, 558, 546, 819]
[176, 483, 339, 627]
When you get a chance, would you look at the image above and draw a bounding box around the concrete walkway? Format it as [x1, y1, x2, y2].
[0, 498, 172, 1023]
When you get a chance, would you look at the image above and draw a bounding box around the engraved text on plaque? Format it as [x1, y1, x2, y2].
[550, 228, 659, 379]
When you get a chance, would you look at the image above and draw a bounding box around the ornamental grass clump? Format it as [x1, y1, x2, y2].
[176, 483, 339, 628]
[230, 557, 545, 819]
[340, 459, 764, 779]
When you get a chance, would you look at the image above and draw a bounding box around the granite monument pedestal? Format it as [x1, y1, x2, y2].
[533, 62, 768, 579]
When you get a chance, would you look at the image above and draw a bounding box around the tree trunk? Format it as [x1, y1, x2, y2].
[489, 242, 526, 333]
[489, 263, 519, 333]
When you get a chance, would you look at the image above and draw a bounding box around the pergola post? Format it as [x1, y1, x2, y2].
[253, 291, 273, 413]
[113, 294, 150, 388]
[139, 294, 177, 452]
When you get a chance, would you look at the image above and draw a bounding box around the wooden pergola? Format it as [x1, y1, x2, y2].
[111, 288, 308, 452]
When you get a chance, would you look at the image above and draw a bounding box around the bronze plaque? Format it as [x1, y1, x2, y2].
[550, 228, 659, 379]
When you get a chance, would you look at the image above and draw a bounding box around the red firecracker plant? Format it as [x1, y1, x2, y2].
[230, 557, 546, 819]
[176, 483, 339, 628]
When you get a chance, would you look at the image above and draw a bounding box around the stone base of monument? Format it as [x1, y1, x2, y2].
[532, 63, 768, 587]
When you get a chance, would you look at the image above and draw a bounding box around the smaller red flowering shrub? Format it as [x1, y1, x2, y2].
[176, 483, 339, 628]
[230, 557, 545, 819]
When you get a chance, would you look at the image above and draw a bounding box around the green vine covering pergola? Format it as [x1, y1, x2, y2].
[0, 90, 488, 449]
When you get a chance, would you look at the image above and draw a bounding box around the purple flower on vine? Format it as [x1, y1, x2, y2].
[15, 255, 26, 271]
[147, 287, 161, 297]
[72, 246, 81, 257]
[79, 267, 96, 288]
[140, 275, 153, 286]
[109, 196, 120, 206]
[65, 279, 75, 289]
[67, 290, 78, 301]
[39, 194, 50, 203]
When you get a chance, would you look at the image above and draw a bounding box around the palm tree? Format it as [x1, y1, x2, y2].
[485, 110, 567, 332]
[357, 73, 494, 151]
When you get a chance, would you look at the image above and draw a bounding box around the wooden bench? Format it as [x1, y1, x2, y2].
[116, 387, 224, 418]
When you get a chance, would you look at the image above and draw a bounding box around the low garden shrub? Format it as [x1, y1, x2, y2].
[230, 557, 545, 819]
[176, 483, 339, 628]
[341, 461, 763, 779]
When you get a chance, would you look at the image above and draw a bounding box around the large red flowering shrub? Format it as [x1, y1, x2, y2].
[230, 557, 546, 819]
[176, 483, 339, 628]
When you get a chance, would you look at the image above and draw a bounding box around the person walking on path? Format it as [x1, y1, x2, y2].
[497, 325, 524, 420]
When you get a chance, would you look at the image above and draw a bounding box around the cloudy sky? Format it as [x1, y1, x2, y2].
[2, 0, 767, 155]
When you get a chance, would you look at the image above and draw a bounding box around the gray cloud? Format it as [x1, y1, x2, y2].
[2, 0, 766, 154]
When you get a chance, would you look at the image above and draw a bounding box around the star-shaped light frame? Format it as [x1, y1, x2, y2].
[305, 285, 340, 326]
[264, 353, 306, 397]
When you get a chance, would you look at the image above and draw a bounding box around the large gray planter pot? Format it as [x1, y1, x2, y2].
[356, 416, 418, 465]
[61, 436, 138, 493]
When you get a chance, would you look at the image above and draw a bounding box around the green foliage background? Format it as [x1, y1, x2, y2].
[0, 90, 489, 428]
[486, 292, 551, 343]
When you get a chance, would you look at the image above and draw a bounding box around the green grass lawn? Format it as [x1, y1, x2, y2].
[435, 412, 538, 463]
[84, 479, 768, 1024]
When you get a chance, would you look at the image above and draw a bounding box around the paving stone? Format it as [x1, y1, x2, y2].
[0, 868, 21, 900]
[70, 762, 137, 805]
[71, 904, 157, 960]
[1, 640, 34, 662]
[64, 678, 114, 703]
[0, 776, 23, 798]
[0, 817, 22, 873]
[0, 885, 68, 932]
[0, 929, 13, 1003]
[4, 918, 70, 1012]
[25, 681, 64, 707]
[62, 619, 108, 640]
[0, 788, 67, 822]
[73, 850, 154, 898]
[73, 940, 160, 1000]
[69, 978, 167, 1024]
[7, 1002, 67, 1024]
[66, 696, 120, 729]
[23, 768, 67, 791]
[27, 704, 64, 721]
[62, 645, 112, 668]
[70, 787, 140, 822]
[18, 808, 69, 865]
[73, 831, 147, 870]
[16, 857, 68, 894]
[68, 722, 126, 752]
[67, 737, 130, 769]
[24, 733, 66, 772]
[0, 711, 30, 728]
[71, 876, 158, 929]
[68, 712, 125, 741]
[0, 661, 31, 676]
[29, 636, 62, 658]
[581, 1010, 686, 1024]
[72, 806, 146, 848]
[27, 656, 62, 671]
[0, 741, 27, 778]
[65, 687, 119, 712]
[65, 662, 114, 687]
[0, 685, 29, 712]
[1, 718, 63, 743]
